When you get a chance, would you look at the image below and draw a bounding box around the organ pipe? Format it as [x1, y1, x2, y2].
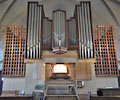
[67, 18, 77, 46]
[27, 2, 44, 59]
[43, 18, 52, 47]
[52, 10, 68, 53]
[26, 1, 94, 59]
[76, 2, 94, 59]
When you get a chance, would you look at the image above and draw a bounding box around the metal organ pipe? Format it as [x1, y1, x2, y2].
[73, 19, 76, 45]
[27, 3, 32, 58]
[68, 18, 77, 46]
[60, 12, 62, 47]
[36, 6, 40, 59]
[33, 3, 37, 59]
[62, 12, 66, 47]
[54, 12, 56, 47]
[82, 3, 87, 58]
[76, 2, 94, 59]
[87, 3, 93, 58]
[26, 2, 93, 59]
[84, 3, 90, 58]
[30, 3, 34, 59]
[59, 12, 61, 47]
[80, 5, 85, 58]
[27, 2, 43, 59]
[52, 10, 67, 53]
[38, 6, 42, 59]
[77, 6, 82, 58]
[43, 18, 52, 47]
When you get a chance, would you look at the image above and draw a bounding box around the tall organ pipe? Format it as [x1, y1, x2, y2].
[36, 5, 39, 59]
[84, 3, 90, 58]
[38, 6, 41, 59]
[30, 3, 35, 59]
[87, 3, 93, 58]
[27, 3, 32, 58]
[54, 12, 57, 47]
[82, 3, 87, 58]
[80, 5, 85, 58]
[59, 12, 61, 48]
[33, 3, 37, 59]
[76, 2, 94, 59]
[27, 2, 43, 59]
[77, 6, 82, 58]
[63, 12, 66, 47]
[60, 12, 62, 47]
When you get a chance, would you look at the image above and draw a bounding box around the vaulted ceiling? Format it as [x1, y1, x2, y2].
[0, 0, 120, 69]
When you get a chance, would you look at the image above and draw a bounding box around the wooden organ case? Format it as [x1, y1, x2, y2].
[25, 1, 95, 80]
[2, 25, 26, 77]
[94, 25, 119, 76]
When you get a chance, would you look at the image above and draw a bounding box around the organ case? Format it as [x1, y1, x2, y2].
[94, 25, 119, 76]
[2, 25, 26, 77]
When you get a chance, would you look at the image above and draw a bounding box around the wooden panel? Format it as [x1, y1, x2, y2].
[45, 64, 52, 81]
[42, 50, 78, 58]
[75, 62, 92, 80]
[2, 25, 26, 77]
[94, 25, 119, 76]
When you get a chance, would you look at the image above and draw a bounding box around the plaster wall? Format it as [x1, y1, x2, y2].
[2, 61, 118, 94]
[2, 61, 45, 94]
[77, 63, 118, 94]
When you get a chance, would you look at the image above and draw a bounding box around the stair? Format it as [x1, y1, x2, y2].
[44, 79, 80, 100]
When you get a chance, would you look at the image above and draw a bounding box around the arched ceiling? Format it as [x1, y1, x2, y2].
[0, 0, 120, 68]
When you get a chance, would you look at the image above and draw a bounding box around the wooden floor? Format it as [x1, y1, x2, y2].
[0, 96, 32, 100]
[0, 94, 89, 100]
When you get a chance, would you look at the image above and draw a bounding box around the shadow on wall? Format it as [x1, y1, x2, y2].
[40, 0, 79, 19]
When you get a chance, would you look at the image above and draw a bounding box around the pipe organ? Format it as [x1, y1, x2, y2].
[27, 2, 44, 59]
[75, 2, 94, 59]
[26, 1, 94, 59]
[52, 10, 68, 53]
